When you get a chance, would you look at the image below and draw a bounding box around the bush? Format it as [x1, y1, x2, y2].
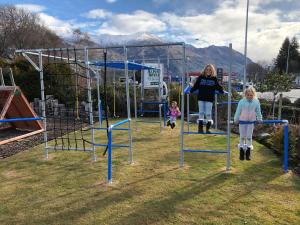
[296, 136, 300, 156]
[0, 57, 9, 67]
[277, 97, 292, 106]
[10, 58, 76, 103]
[294, 98, 300, 108]
[259, 101, 300, 124]
[12, 58, 40, 101]
[270, 125, 297, 157]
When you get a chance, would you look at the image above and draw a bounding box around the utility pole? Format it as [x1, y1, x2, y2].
[243, 0, 250, 91]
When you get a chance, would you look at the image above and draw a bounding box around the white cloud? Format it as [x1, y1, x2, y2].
[82, 9, 112, 19]
[284, 10, 300, 21]
[160, 1, 300, 62]
[95, 10, 167, 35]
[106, 0, 117, 3]
[38, 13, 74, 38]
[37, 13, 99, 38]
[21, 0, 299, 62]
[15, 4, 46, 13]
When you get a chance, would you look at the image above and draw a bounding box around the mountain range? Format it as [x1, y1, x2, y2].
[76, 32, 253, 79]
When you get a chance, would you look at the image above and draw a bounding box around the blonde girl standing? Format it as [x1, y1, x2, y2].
[190, 64, 224, 133]
[234, 87, 263, 160]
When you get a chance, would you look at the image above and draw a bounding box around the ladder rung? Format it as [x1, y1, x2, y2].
[183, 131, 227, 135]
[183, 149, 228, 154]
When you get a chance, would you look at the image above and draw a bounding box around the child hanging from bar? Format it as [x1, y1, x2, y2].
[167, 101, 181, 129]
[190, 64, 224, 133]
[234, 86, 263, 161]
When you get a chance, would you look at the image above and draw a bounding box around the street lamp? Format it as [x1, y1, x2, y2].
[286, 41, 290, 73]
[243, 0, 250, 91]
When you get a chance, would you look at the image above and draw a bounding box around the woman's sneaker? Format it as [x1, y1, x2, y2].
[239, 147, 245, 161]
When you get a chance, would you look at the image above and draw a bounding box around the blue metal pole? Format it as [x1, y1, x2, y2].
[111, 119, 130, 128]
[187, 93, 190, 132]
[108, 130, 112, 183]
[284, 124, 289, 173]
[238, 120, 288, 125]
[0, 117, 42, 123]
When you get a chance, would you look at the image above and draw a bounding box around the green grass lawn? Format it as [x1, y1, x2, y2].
[1, 120, 300, 225]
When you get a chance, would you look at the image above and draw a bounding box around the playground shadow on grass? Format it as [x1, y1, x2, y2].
[132, 135, 158, 143]
[109, 160, 290, 225]
[109, 171, 235, 225]
[31, 186, 142, 225]
[4, 139, 297, 225]
[11, 157, 296, 225]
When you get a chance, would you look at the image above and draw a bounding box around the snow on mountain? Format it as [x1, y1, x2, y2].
[91, 32, 164, 46]
[69, 32, 252, 78]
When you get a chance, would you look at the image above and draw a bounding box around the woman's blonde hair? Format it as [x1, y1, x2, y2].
[203, 64, 216, 77]
[171, 101, 178, 106]
[244, 86, 257, 98]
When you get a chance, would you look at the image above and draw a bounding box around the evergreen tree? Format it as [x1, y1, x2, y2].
[274, 37, 290, 73]
[289, 37, 300, 72]
[274, 37, 300, 73]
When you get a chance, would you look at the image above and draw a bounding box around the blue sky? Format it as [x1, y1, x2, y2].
[1, 0, 300, 62]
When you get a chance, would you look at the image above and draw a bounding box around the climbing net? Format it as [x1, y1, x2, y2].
[39, 48, 95, 155]
[17, 48, 95, 157]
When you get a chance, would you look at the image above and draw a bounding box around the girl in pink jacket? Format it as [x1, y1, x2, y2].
[167, 101, 181, 129]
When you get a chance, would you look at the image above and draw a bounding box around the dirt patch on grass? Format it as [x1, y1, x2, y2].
[0, 121, 89, 159]
[2, 170, 24, 178]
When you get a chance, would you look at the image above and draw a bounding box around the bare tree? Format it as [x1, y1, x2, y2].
[247, 62, 267, 82]
[0, 5, 63, 57]
[72, 28, 94, 47]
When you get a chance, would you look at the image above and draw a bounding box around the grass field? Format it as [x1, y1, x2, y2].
[1, 120, 300, 225]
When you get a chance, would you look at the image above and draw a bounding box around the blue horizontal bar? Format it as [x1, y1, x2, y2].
[238, 120, 288, 125]
[183, 131, 227, 135]
[261, 120, 289, 124]
[94, 127, 129, 131]
[189, 113, 199, 116]
[183, 149, 228, 154]
[138, 110, 160, 113]
[94, 143, 129, 148]
[142, 102, 167, 105]
[110, 119, 130, 129]
[0, 117, 43, 123]
[217, 102, 239, 105]
[136, 120, 161, 124]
